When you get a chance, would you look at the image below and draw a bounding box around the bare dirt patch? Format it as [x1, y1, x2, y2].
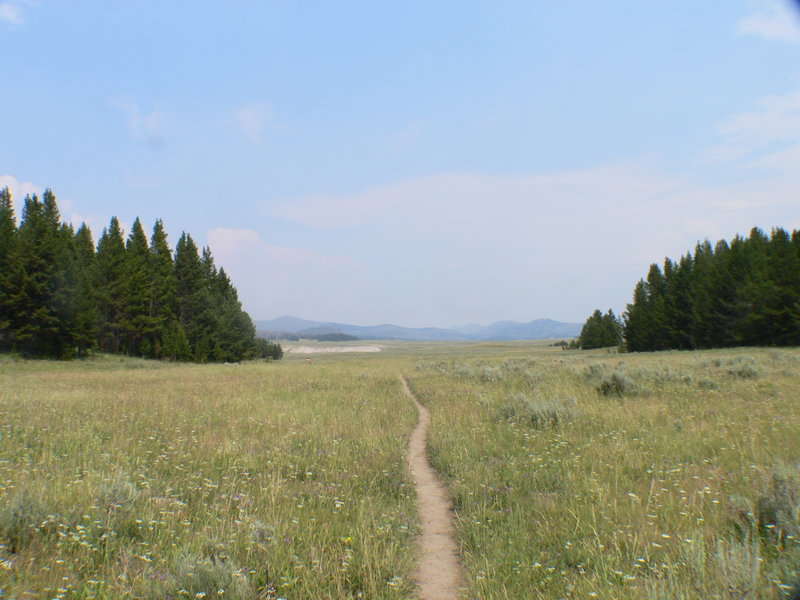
[283, 345, 383, 354]
[400, 375, 464, 600]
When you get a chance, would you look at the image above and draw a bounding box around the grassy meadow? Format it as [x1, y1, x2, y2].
[410, 346, 800, 599]
[1, 343, 799, 599]
[0, 354, 417, 599]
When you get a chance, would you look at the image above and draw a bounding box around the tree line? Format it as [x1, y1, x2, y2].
[0, 187, 282, 361]
[574, 309, 622, 349]
[578, 226, 800, 352]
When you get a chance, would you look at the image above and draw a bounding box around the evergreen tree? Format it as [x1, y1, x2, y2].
[70, 224, 98, 355]
[94, 217, 127, 353]
[174, 233, 214, 361]
[0, 187, 14, 268]
[120, 218, 156, 356]
[623, 227, 800, 351]
[148, 219, 178, 358]
[0, 187, 260, 363]
[761, 228, 800, 345]
[3, 192, 72, 357]
[665, 254, 696, 350]
[254, 337, 283, 360]
[579, 308, 622, 349]
[212, 266, 257, 361]
[691, 240, 716, 348]
[0, 187, 16, 351]
[622, 280, 651, 352]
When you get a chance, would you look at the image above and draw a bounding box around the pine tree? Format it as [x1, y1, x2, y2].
[579, 308, 622, 349]
[0, 187, 259, 362]
[0, 187, 16, 351]
[212, 266, 257, 361]
[174, 233, 214, 361]
[148, 219, 178, 358]
[623, 280, 651, 352]
[94, 217, 127, 353]
[691, 240, 715, 348]
[70, 223, 98, 355]
[3, 192, 72, 357]
[624, 227, 800, 351]
[667, 254, 696, 350]
[761, 228, 800, 345]
[120, 218, 155, 356]
[0, 187, 14, 267]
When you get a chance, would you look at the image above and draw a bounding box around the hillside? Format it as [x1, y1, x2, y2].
[255, 316, 581, 341]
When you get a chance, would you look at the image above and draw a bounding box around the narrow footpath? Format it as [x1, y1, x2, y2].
[400, 375, 464, 600]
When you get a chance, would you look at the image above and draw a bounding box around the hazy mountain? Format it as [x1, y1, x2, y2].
[255, 316, 580, 341]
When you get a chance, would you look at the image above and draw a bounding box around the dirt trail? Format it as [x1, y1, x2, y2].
[400, 375, 464, 600]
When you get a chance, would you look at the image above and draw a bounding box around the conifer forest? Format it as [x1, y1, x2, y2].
[621, 227, 800, 351]
[0, 187, 281, 361]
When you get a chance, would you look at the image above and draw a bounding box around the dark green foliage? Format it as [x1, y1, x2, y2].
[310, 332, 360, 341]
[148, 219, 178, 358]
[624, 227, 800, 351]
[254, 337, 283, 360]
[70, 224, 99, 355]
[0, 188, 267, 362]
[578, 308, 622, 349]
[2, 191, 79, 357]
[0, 187, 16, 351]
[94, 217, 127, 354]
[120, 218, 157, 356]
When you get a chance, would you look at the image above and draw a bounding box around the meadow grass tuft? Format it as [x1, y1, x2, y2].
[498, 393, 576, 429]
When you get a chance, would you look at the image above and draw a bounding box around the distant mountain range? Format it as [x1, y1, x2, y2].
[254, 316, 581, 342]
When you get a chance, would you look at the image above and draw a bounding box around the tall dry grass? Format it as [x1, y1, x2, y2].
[411, 347, 800, 599]
[0, 355, 417, 598]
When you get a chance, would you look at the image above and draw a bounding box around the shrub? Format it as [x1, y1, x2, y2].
[94, 473, 149, 541]
[0, 489, 54, 552]
[727, 494, 756, 540]
[698, 377, 720, 390]
[479, 366, 503, 383]
[162, 552, 252, 600]
[96, 473, 139, 510]
[728, 363, 760, 379]
[584, 362, 609, 380]
[756, 463, 800, 544]
[498, 393, 576, 430]
[596, 371, 636, 397]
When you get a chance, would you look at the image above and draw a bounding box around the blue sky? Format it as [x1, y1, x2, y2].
[2, 1, 800, 327]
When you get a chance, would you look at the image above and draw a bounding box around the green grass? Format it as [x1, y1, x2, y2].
[0, 356, 417, 598]
[2, 345, 799, 599]
[410, 346, 800, 599]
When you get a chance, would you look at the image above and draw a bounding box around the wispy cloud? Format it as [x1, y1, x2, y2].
[701, 89, 800, 165]
[0, 1, 24, 25]
[737, 0, 800, 42]
[271, 166, 681, 236]
[207, 227, 360, 321]
[110, 97, 166, 150]
[266, 161, 800, 323]
[231, 103, 279, 143]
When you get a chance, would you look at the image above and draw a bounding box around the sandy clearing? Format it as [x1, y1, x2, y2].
[400, 375, 464, 600]
[283, 345, 383, 354]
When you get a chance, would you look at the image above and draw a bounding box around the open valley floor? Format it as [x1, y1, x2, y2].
[1, 343, 799, 599]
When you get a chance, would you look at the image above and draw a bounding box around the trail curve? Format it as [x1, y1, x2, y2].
[400, 375, 464, 600]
